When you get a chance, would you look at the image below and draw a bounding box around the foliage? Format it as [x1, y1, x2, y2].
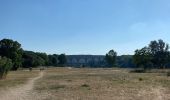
[36, 52, 49, 65]
[138, 77, 143, 81]
[0, 39, 23, 70]
[0, 57, 12, 79]
[130, 69, 145, 73]
[167, 71, 170, 77]
[133, 47, 152, 70]
[105, 50, 117, 67]
[149, 39, 170, 68]
[81, 84, 90, 87]
[22, 51, 45, 67]
[58, 54, 67, 66]
[48, 54, 58, 66]
[133, 39, 170, 70]
[22, 51, 67, 67]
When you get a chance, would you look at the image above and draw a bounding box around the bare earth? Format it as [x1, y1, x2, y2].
[0, 68, 170, 100]
[0, 72, 44, 100]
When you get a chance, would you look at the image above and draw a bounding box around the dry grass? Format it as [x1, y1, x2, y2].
[0, 70, 38, 90]
[33, 68, 170, 100]
[0, 68, 170, 100]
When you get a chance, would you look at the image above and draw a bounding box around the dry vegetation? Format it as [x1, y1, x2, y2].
[34, 68, 170, 100]
[0, 68, 170, 100]
[0, 70, 38, 90]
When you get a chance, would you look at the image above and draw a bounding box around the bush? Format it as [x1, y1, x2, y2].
[81, 84, 90, 87]
[130, 69, 145, 73]
[138, 77, 143, 81]
[167, 72, 170, 77]
[0, 57, 12, 79]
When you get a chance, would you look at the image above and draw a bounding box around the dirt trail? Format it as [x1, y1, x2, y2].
[138, 86, 165, 100]
[0, 72, 44, 100]
[152, 86, 164, 100]
[154, 88, 162, 100]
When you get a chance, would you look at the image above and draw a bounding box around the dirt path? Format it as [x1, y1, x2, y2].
[153, 87, 164, 100]
[0, 72, 44, 100]
[138, 86, 165, 100]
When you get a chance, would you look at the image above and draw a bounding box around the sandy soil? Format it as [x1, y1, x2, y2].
[0, 72, 44, 100]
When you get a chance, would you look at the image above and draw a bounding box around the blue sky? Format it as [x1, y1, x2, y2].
[0, 0, 170, 55]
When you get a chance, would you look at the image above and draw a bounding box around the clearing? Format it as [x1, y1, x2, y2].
[0, 68, 170, 100]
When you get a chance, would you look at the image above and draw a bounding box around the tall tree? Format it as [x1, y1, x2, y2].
[58, 54, 67, 66]
[0, 39, 23, 70]
[149, 39, 170, 68]
[22, 51, 45, 67]
[134, 39, 170, 69]
[48, 54, 58, 66]
[0, 57, 12, 79]
[36, 52, 49, 66]
[105, 50, 117, 67]
[133, 47, 152, 70]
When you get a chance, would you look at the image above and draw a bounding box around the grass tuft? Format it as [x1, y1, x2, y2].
[49, 85, 66, 90]
[167, 71, 170, 77]
[138, 77, 143, 81]
[81, 84, 90, 88]
[130, 69, 145, 73]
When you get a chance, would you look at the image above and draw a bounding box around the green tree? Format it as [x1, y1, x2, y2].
[0, 57, 12, 79]
[105, 50, 117, 67]
[149, 39, 170, 68]
[133, 47, 152, 70]
[33, 56, 45, 67]
[48, 54, 58, 66]
[58, 54, 67, 66]
[0, 39, 23, 70]
[133, 39, 170, 70]
[22, 51, 45, 67]
[36, 52, 49, 65]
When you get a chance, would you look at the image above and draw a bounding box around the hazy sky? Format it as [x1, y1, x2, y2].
[1, 0, 170, 55]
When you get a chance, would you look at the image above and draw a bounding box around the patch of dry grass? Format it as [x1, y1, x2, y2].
[0, 70, 38, 90]
[34, 68, 170, 100]
[0, 68, 170, 100]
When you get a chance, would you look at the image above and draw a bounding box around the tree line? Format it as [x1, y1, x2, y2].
[133, 39, 170, 70]
[106, 39, 170, 71]
[0, 38, 67, 79]
[22, 51, 67, 68]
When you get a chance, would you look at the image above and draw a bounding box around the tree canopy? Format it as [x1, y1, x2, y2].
[0, 39, 23, 70]
[0, 57, 12, 79]
[105, 50, 117, 67]
[22, 51, 67, 68]
[133, 39, 170, 70]
[22, 51, 45, 67]
[58, 54, 67, 66]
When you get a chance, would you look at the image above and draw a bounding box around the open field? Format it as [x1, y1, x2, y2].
[0, 68, 170, 100]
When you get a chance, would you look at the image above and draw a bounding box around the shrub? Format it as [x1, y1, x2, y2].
[167, 72, 170, 77]
[0, 57, 12, 79]
[138, 77, 143, 81]
[130, 69, 145, 73]
[81, 84, 90, 87]
[49, 85, 65, 90]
